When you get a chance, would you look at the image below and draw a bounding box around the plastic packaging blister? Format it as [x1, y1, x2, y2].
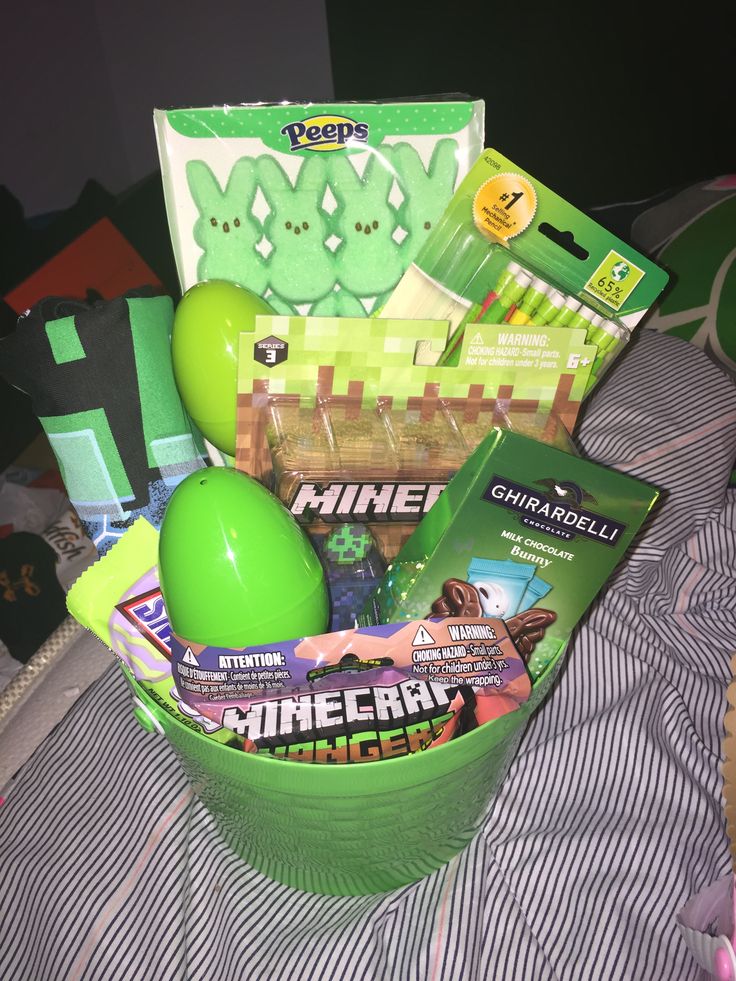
[381, 148, 669, 392]
[266, 394, 578, 568]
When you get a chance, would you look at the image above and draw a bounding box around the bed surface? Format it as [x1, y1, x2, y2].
[1, 329, 735, 980]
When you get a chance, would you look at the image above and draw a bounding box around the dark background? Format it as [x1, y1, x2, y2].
[327, 1, 734, 209]
[2, 0, 734, 466]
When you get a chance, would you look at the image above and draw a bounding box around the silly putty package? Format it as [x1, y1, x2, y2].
[154, 97, 484, 314]
[359, 428, 659, 680]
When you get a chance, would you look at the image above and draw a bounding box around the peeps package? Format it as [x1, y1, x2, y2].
[154, 98, 484, 315]
[359, 428, 659, 680]
[381, 148, 669, 391]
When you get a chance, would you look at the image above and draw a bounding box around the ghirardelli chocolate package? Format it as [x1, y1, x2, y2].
[360, 428, 659, 680]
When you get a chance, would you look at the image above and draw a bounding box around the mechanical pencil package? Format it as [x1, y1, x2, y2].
[380, 148, 669, 392]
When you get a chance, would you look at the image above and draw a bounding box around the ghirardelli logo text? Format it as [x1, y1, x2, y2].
[483, 475, 626, 546]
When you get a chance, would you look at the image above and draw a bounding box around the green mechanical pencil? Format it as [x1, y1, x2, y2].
[567, 304, 598, 334]
[529, 288, 565, 326]
[479, 269, 533, 324]
[586, 321, 630, 393]
[439, 260, 531, 366]
[549, 296, 582, 328]
[507, 277, 550, 325]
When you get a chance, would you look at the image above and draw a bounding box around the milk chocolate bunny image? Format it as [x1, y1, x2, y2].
[429, 578, 556, 662]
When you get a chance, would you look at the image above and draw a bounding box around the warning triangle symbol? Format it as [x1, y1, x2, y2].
[182, 647, 199, 666]
[412, 625, 435, 647]
[471, 332, 484, 345]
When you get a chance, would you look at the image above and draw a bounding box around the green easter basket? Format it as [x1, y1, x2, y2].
[126, 645, 566, 896]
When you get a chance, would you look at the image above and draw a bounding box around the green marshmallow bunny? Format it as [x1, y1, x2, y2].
[390, 139, 459, 257]
[186, 158, 268, 294]
[311, 289, 367, 317]
[264, 294, 298, 315]
[329, 154, 404, 298]
[257, 155, 336, 305]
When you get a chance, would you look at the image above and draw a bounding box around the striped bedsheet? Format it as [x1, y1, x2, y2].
[1, 328, 735, 980]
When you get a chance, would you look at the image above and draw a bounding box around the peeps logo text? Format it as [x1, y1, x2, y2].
[280, 115, 369, 152]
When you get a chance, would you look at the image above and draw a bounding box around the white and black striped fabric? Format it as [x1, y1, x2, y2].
[2, 329, 735, 980]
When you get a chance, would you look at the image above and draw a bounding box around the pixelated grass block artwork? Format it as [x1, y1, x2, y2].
[154, 99, 484, 312]
[237, 316, 450, 477]
[236, 315, 592, 478]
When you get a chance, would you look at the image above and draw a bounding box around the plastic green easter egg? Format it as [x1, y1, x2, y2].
[159, 468, 328, 648]
[172, 280, 274, 455]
